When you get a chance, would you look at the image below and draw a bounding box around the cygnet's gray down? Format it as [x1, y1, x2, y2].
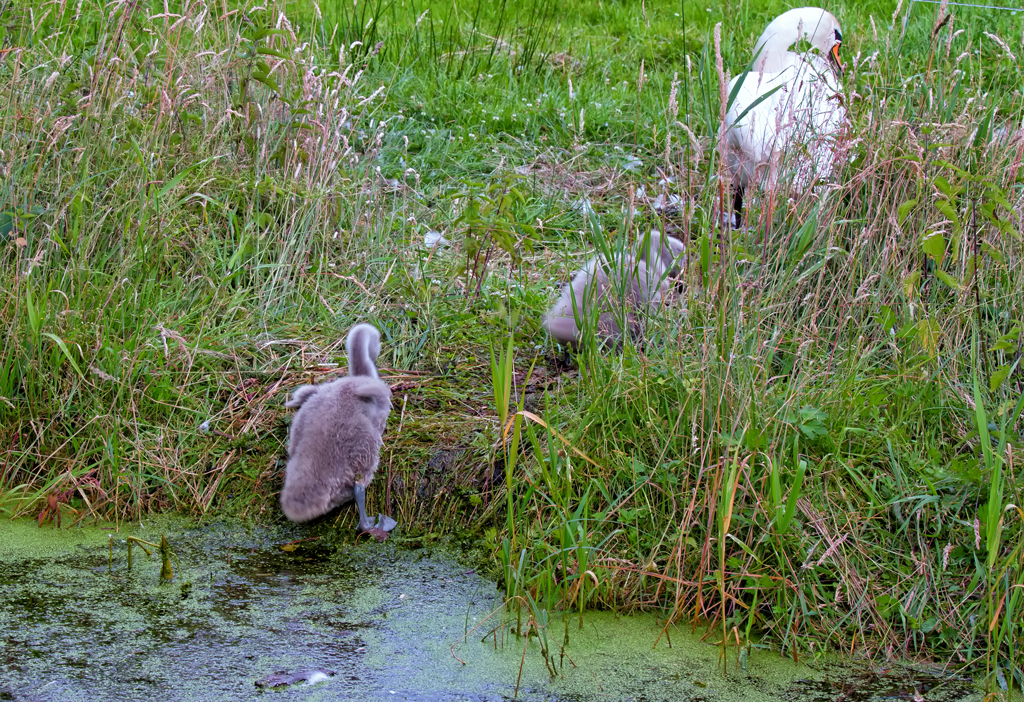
[543, 231, 686, 348]
[637, 230, 687, 278]
[280, 323, 397, 532]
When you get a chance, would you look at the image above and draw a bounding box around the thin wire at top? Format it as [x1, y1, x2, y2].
[911, 0, 1022, 11]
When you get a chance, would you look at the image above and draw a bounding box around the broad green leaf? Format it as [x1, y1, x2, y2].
[25, 287, 41, 337]
[934, 199, 960, 231]
[992, 216, 1020, 241]
[922, 232, 945, 265]
[252, 71, 280, 94]
[877, 305, 897, 332]
[897, 322, 918, 340]
[990, 364, 1012, 393]
[257, 47, 290, 59]
[982, 243, 1005, 263]
[934, 269, 960, 289]
[789, 202, 821, 267]
[0, 211, 13, 242]
[250, 28, 288, 41]
[932, 159, 972, 179]
[932, 176, 953, 198]
[897, 199, 917, 226]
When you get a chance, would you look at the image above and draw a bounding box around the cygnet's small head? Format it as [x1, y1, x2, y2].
[351, 378, 392, 433]
[755, 7, 843, 75]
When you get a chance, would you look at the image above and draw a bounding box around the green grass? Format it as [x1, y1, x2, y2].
[2, 0, 1024, 692]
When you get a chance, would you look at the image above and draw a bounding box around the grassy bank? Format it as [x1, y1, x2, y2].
[1, 0, 1023, 691]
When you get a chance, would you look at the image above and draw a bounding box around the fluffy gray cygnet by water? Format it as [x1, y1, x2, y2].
[280, 323, 397, 532]
[543, 231, 686, 348]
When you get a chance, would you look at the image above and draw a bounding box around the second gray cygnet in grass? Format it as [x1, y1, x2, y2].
[280, 323, 397, 532]
[543, 231, 686, 348]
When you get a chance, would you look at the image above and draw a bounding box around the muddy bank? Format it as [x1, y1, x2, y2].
[0, 519, 979, 701]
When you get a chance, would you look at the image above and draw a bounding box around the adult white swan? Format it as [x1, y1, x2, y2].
[724, 7, 847, 227]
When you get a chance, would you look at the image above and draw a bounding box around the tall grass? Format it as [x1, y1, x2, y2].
[1, 0, 1023, 690]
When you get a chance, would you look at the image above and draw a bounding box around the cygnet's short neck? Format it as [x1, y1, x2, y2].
[346, 323, 382, 379]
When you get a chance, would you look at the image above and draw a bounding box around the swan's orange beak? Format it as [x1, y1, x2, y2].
[830, 42, 844, 75]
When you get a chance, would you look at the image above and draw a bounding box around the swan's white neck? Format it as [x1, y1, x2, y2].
[750, 8, 840, 75]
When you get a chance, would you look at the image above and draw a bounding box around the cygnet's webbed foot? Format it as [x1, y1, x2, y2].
[357, 513, 397, 533]
[353, 483, 397, 534]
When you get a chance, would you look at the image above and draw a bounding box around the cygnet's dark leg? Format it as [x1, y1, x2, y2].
[353, 483, 374, 531]
[354, 483, 398, 533]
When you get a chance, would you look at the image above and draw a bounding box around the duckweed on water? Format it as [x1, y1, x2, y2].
[0, 518, 979, 702]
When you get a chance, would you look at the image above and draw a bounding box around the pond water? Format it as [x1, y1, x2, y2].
[0, 518, 979, 702]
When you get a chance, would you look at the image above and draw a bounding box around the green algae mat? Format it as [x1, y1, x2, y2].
[0, 519, 979, 702]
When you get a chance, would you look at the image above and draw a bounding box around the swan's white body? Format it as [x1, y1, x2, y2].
[725, 8, 847, 203]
